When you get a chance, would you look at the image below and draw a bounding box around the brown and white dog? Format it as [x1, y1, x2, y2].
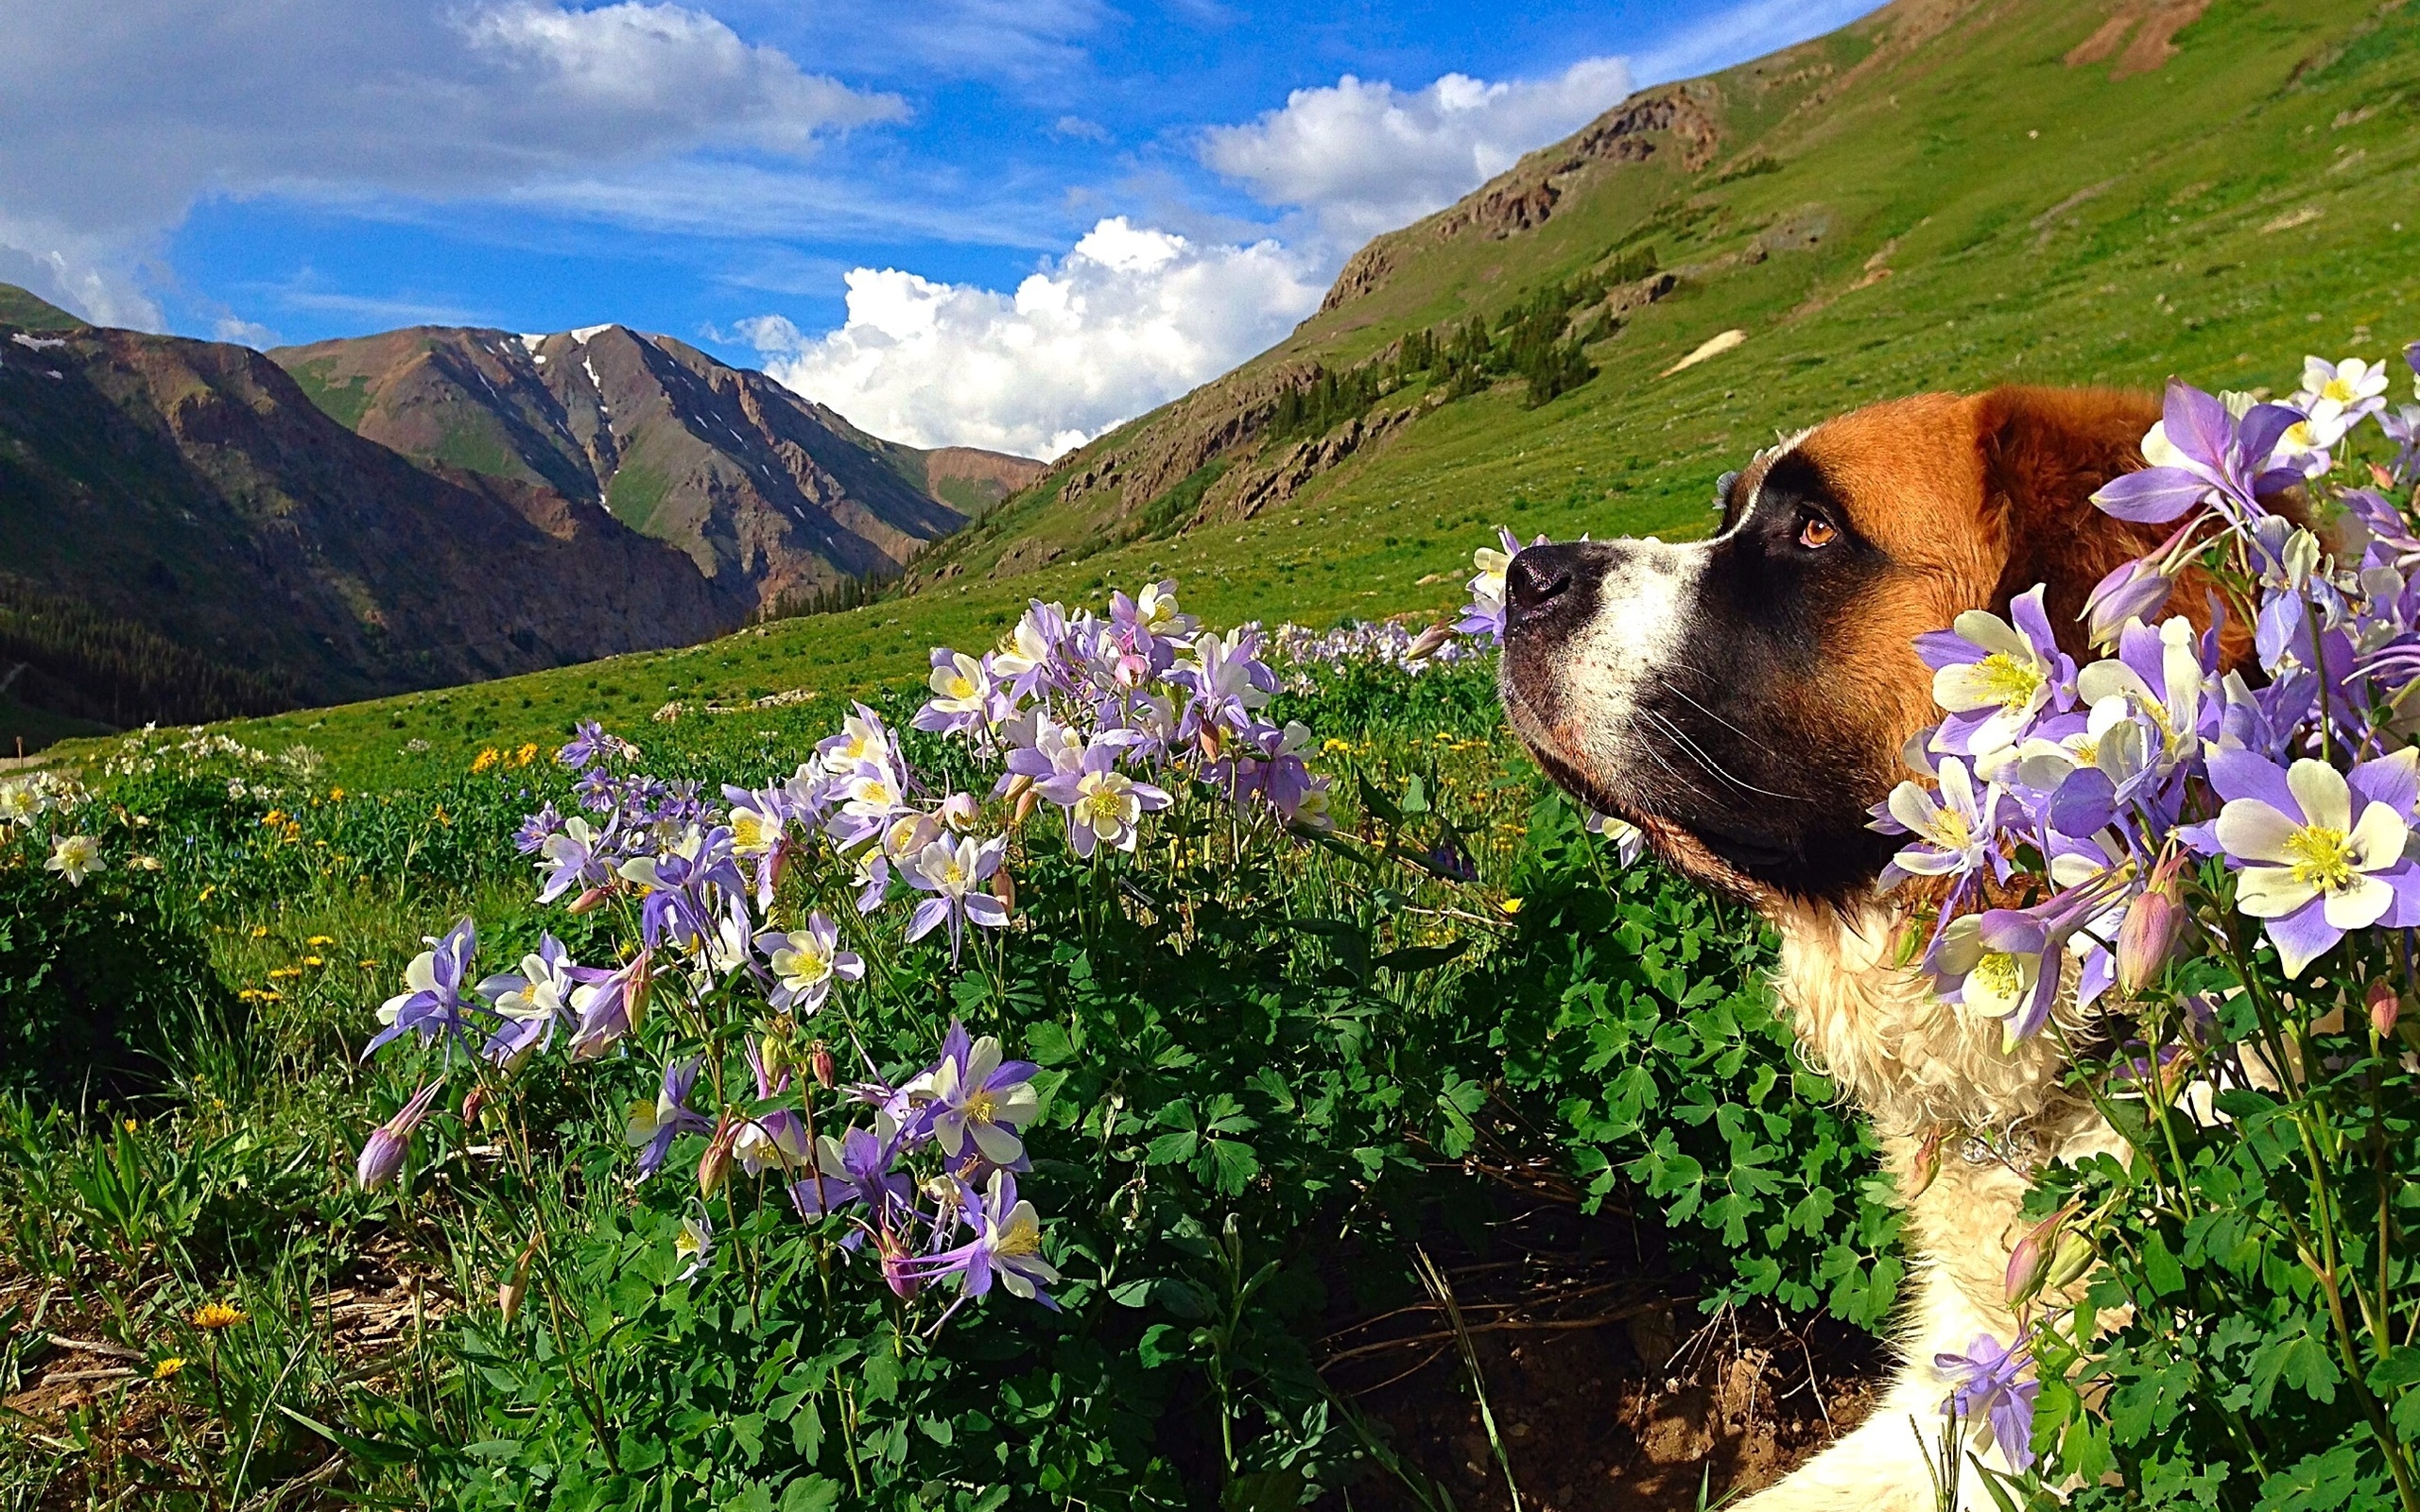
[1500, 387, 2204, 1509]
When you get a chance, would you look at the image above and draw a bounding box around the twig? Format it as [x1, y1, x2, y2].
[1414, 1246, 1524, 1512]
[38, 1333, 144, 1361]
[43, 1366, 138, 1383]
[1322, 1297, 1679, 1368]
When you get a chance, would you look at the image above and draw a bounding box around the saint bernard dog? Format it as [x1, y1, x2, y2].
[1499, 387, 2217, 1508]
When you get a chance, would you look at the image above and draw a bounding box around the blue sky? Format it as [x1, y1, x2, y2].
[1, 0, 1884, 456]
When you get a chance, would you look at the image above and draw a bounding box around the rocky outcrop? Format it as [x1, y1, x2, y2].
[1209, 402, 1428, 525]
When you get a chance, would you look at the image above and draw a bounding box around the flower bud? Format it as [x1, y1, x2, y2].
[698, 1118, 736, 1199]
[498, 1234, 540, 1329]
[460, 1085, 488, 1126]
[2117, 877, 2187, 996]
[2370, 980, 2400, 1038]
[878, 1228, 921, 1300]
[939, 791, 979, 832]
[1011, 784, 1038, 827]
[356, 1081, 442, 1191]
[568, 885, 612, 915]
[1908, 1128, 1945, 1200]
[2083, 558, 2172, 648]
[991, 867, 1016, 915]
[2046, 1230, 2096, 1293]
[626, 952, 653, 1037]
[1404, 623, 1455, 662]
[808, 1040, 837, 1091]
[2005, 1231, 2047, 1309]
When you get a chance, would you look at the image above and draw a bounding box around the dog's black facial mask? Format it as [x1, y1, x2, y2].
[1496, 451, 1904, 901]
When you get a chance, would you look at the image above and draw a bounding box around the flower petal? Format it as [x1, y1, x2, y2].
[2286, 759, 2353, 833]
[2214, 799, 2303, 865]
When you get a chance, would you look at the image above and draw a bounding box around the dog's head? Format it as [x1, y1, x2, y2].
[1500, 386, 2183, 903]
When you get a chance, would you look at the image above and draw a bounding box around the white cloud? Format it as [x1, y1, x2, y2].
[756, 217, 1325, 460]
[0, 1, 902, 326]
[1199, 56, 1633, 245]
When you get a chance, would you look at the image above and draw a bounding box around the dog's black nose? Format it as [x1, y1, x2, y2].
[1505, 547, 1572, 615]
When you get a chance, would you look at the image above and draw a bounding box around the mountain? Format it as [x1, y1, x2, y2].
[903, 0, 2418, 598]
[270, 325, 1039, 612]
[0, 313, 739, 725]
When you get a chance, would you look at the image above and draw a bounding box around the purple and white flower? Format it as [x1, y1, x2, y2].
[2205, 749, 2420, 976]
[754, 912, 864, 1016]
[903, 835, 1011, 960]
[1934, 1332, 2039, 1472]
[624, 1057, 711, 1179]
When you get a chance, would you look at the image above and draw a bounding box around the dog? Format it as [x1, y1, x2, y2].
[1498, 387, 2205, 1509]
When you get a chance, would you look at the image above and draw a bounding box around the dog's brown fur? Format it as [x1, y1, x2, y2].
[1505, 387, 2246, 1508]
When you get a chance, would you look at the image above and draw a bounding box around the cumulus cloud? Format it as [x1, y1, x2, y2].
[755, 218, 1325, 460]
[0, 1, 901, 324]
[1199, 56, 1632, 244]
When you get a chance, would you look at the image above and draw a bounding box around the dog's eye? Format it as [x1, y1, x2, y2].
[1797, 515, 1839, 549]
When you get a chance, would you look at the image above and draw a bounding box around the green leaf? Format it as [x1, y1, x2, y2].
[778, 1477, 841, 1512]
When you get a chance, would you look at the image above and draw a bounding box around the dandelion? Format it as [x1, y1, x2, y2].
[153, 1356, 187, 1381]
[190, 1301, 249, 1332]
[44, 833, 103, 886]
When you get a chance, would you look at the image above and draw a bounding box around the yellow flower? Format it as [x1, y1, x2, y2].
[199, 885, 216, 903]
[1499, 897, 1525, 917]
[123, 1118, 138, 1134]
[471, 748, 500, 774]
[358, 959, 379, 969]
[251, 924, 269, 938]
[307, 936, 334, 946]
[302, 955, 324, 968]
[328, 786, 345, 801]
[153, 1356, 188, 1381]
[261, 810, 286, 827]
[190, 1302, 248, 1332]
[1322, 738, 1354, 755]
[516, 743, 540, 766]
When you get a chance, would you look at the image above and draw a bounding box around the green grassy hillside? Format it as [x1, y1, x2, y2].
[86, 0, 2420, 787]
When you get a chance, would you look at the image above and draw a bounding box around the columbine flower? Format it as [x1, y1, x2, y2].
[925, 1032, 1041, 1167]
[535, 815, 614, 903]
[1036, 739, 1170, 857]
[733, 1040, 813, 1177]
[915, 649, 994, 735]
[356, 1081, 443, 1189]
[44, 833, 103, 886]
[475, 935, 577, 1067]
[674, 1210, 714, 1284]
[2294, 354, 2391, 445]
[2074, 612, 2218, 774]
[791, 1114, 916, 1239]
[557, 720, 613, 769]
[624, 1057, 711, 1179]
[816, 704, 896, 779]
[369, 919, 479, 1056]
[909, 1171, 1060, 1309]
[903, 835, 1011, 961]
[2092, 378, 2304, 524]
[1934, 911, 2050, 1047]
[617, 825, 745, 953]
[2205, 749, 2420, 976]
[1919, 588, 2074, 759]
[2081, 558, 2174, 648]
[1455, 528, 1521, 642]
[1876, 758, 2003, 886]
[564, 950, 650, 1059]
[1178, 627, 1276, 740]
[986, 603, 1067, 700]
[754, 912, 864, 1015]
[1587, 811, 1650, 868]
[1934, 1333, 2038, 1472]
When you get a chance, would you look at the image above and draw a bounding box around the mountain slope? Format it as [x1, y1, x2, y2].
[270, 325, 1039, 610]
[68, 0, 2420, 785]
[0, 318, 737, 716]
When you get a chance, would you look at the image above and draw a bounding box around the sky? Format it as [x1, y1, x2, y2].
[0, 0, 1886, 459]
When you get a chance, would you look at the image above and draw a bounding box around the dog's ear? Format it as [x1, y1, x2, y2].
[1968, 385, 2180, 660]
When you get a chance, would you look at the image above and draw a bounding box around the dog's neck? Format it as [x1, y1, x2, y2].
[1767, 897, 2076, 1141]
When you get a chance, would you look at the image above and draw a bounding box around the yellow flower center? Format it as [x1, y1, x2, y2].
[1929, 808, 1974, 852]
[2283, 823, 2359, 893]
[996, 1209, 1042, 1257]
[945, 674, 976, 699]
[2324, 376, 2360, 404]
[1970, 952, 2025, 1003]
[1974, 652, 2046, 714]
[965, 1090, 999, 1125]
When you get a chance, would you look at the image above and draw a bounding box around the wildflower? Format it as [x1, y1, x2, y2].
[910, 1170, 1060, 1309]
[903, 835, 1011, 960]
[191, 1301, 250, 1332]
[2074, 613, 2219, 774]
[791, 1115, 916, 1237]
[624, 1057, 711, 1179]
[2205, 748, 2420, 976]
[44, 833, 104, 886]
[674, 1210, 714, 1284]
[1935, 910, 2049, 1045]
[1037, 739, 1171, 856]
[565, 950, 651, 1059]
[915, 649, 994, 735]
[1586, 811, 1649, 868]
[754, 912, 864, 1015]
[733, 1040, 813, 1177]
[2092, 378, 2303, 524]
[0, 781, 38, 827]
[1455, 528, 1522, 642]
[2115, 854, 2188, 994]
[1933, 1333, 2038, 1472]
[368, 919, 480, 1056]
[153, 1356, 187, 1381]
[2293, 354, 2391, 445]
[1919, 588, 2074, 758]
[557, 721, 614, 769]
[475, 934, 578, 1066]
[1876, 758, 2003, 886]
[1499, 897, 1524, 917]
[535, 815, 614, 903]
[986, 604, 1067, 699]
[2080, 557, 2173, 648]
[925, 1032, 1041, 1166]
[355, 1081, 443, 1189]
